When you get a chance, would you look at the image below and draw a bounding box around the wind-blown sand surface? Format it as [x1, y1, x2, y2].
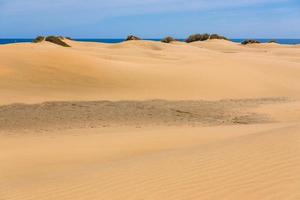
[0, 39, 300, 199]
[1, 39, 300, 104]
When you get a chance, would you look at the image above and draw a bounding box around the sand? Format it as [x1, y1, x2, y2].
[0, 39, 300, 199]
[1, 39, 300, 104]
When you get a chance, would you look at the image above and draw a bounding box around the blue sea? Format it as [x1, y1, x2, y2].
[1, 38, 300, 45]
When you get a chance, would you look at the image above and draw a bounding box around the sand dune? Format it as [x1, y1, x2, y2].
[1, 39, 300, 200]
[1, 123, 299, 200]
[1, 39, 300, 104]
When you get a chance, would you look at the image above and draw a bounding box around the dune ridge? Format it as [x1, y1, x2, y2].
[1, 39, 300, 104]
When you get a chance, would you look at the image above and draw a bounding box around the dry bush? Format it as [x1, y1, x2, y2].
[45, 36, 71, 47]
[186, 34, 210, 43]
[161, 36, 176, 43]
[241, 40, 261, 45]
[210, 34, 228, 40]
[268, 40, 277, 43]
[126, 35, 141, 41]
[32, 36, 45, 43]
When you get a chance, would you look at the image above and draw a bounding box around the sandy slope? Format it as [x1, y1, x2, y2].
[1, 39, 300, 200]
[1, 123, 300, 200]
[1, 39, 300, 104]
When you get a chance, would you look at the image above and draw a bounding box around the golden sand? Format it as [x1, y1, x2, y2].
[0, 39, 299, 199]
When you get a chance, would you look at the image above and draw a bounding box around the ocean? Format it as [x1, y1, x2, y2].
[1, 38, 300, 45]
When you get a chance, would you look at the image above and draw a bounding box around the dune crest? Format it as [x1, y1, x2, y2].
[1, 40, 300, 104]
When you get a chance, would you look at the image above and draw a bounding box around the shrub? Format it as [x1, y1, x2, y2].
[32, 36, 45, 43]
[268, 40, 277, 43]
[45, 36, 71, 47]
[186, 34, 210, 43]
[161, 36, 176, 43]
[185, 33, 228, 43]
[210, 34, 228, 40]
[241, 40, 260, 45]
[126, 35, 141, 41]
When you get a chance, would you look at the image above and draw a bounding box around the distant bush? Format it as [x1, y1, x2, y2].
[241, 40, 261, 45]
[45, 36, 71, 47]
[56, 36, 72, 40]
[268, 40, 277, 43]
[126, 35, 141, 41]
[185, 33, 227, 43]
[186, 34, 210, 43]
[161, 36, 176, 43]
[210, 34, 228, 40]
[32, 36, 45, 43]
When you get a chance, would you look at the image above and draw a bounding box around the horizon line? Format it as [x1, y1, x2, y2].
[1, 38, 300, 40]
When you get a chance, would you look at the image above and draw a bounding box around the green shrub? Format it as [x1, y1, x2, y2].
[268, 40, 277, 43]
[210, 34, 228, 40]
[185, 33, 228, 43]
[161, 36, 176, 43]
[45, 36, 71, 47]
[241, 40, 260, 45]
[32, 36, 45, 43]
[186, 34, 210, 43]
[126, 35, 141, 41]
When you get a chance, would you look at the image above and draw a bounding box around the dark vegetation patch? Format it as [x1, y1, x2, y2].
[45, 36, 71, 47]
[32, 36, 71, 47]
[241, 40, 261, 45]
[185, 33, 228, 43]
[268, 40, 277, 43]
[209, 34, 228, 40]
[186, 33, 210, 43]
[32, 36, 45, 43]
[161, 36, 176, 43]
[126, 35, 141, 41]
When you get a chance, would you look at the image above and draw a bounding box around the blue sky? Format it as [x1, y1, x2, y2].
[0, 0, 299, 38]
